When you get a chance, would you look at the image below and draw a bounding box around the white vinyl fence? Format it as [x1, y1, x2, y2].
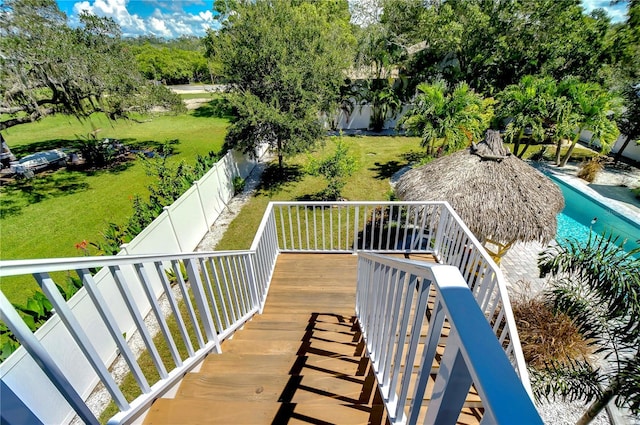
[0, 147, 265, 425]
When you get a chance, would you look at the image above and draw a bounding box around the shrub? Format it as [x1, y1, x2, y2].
[511, 293, 593, 369]
[232, 176, 246, 194]
[306, 139, 357, 200]
[577, 156, 605, 182]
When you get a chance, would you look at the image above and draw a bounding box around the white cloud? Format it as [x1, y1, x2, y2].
[149, 16, 171, 37]
[70, 0, 216, 38]
[72, 0, 147, 36]
[582, 0, 628, 22]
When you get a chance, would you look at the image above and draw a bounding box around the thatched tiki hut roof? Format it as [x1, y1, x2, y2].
[395, 130, 564, 257]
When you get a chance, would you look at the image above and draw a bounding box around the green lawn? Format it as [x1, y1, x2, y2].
[215, 135, 425, 250]
[1, 110, 229, 304]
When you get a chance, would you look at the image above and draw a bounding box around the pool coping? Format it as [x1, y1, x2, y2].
[533, 163, 640, 230]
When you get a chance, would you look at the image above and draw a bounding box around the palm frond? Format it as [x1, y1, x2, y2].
[539, 233, 640, 333]
[615, 354, 640, 414]
[530, 358, 604, 404]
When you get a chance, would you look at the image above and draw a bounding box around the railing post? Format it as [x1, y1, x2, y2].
[245, 254, 261, 313]
[423, 341, 473, 425]
[184, 258, 222, 353]
[432, 205, 449, 260]
[353, 205, 360, 253]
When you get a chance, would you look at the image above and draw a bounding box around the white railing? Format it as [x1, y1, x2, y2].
[0, 251, 260, 425]
[271, 202, 437, 253]
[356, 252, 542, 424]
[1, 200, 531, 424]
[268, 201, 530, 392]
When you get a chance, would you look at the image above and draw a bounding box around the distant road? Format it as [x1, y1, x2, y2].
[167, 84, 225, 94]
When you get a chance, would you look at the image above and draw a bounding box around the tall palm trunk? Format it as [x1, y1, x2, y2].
[559, 129, 583, 167]
[576, 380, 619, 425]
[513, 130, 523, 159]
[555, 138, 563, 164]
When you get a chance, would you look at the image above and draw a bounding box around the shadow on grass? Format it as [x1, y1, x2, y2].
[81, 160, 136, 176]
[369, 160, 404, 180]
[0, 198, 23, 219]
[295, 192, 328, 202]
[10, 139, 78, 157]
[368, 150, 427, 180]
[191, 99, 235, 119]
[1, 171, 90, 217]
[127, 138, 181, 154]
[256, 164, 305, 197]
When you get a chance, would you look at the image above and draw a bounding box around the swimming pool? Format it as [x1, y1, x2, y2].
[549, 173, 640, 254]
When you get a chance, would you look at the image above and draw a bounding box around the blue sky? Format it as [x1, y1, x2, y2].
[55, 0, 630, 39]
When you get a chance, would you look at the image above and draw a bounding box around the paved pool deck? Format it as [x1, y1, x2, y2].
[502, 161, 640, 296]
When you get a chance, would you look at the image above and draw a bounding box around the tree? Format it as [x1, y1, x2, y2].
[536, 234, 640, 424]
[557, 80, 621, 167]
[0, 0, 183, 132]
[130, 43, 210, 84]
[401, 80, 492, 155]
[377, 0, 616, 93]
[497, 75, 560, 158]
[614, 85, 640, 163]
[205, 0, 355, 169]
[307, 138, 357, 201]
[358, 78, 404, 132]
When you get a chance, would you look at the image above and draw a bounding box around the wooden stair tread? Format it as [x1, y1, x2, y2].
[200, 353, 370, 376]
[176, 372, 378, 405]
[227, 328, 360, 344]
[144, 399, 386, 425]
[222, 337, 364, 357]
[177, 373, 289, 401]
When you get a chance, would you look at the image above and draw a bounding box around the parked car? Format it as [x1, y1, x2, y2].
[10, 149, 67, 177]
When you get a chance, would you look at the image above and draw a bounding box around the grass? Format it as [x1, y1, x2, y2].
[0, 111, 229, 305]
[215, 135, 425, 250]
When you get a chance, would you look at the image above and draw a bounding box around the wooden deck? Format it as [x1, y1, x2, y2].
[143, 253, 482, 425]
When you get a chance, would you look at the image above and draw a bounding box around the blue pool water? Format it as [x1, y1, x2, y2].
[550, 174, 640, 254]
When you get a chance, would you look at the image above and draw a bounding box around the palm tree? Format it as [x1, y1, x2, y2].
[536, 234, 640, 424]
[401, 80, 491, 155]
[360, 78, 404, 132]
[614, 84, 640, 164]
[497, 75, 559, 158]
[557, 79, 621, 167]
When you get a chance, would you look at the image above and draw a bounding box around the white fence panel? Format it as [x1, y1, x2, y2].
[612, 135, 640, 162]
[233, 149, 256, 179]
[580, 130, 640, 162]
[216, 153, 236, 202]
[198, 165, 227, 224]
[167, 185, 209, 252]
[327, 105, 412, 131]
[124, 213, 180, 255]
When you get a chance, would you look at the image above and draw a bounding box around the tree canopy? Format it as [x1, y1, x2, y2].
[368, 0, 627, 92]
[205, 0, 356, 168]
[0, 0, 183, 131]
[401, 80, 493, 155]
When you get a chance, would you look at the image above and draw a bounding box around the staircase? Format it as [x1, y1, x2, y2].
[143, 254, 387, 424]
[141, 254, 491, 425]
